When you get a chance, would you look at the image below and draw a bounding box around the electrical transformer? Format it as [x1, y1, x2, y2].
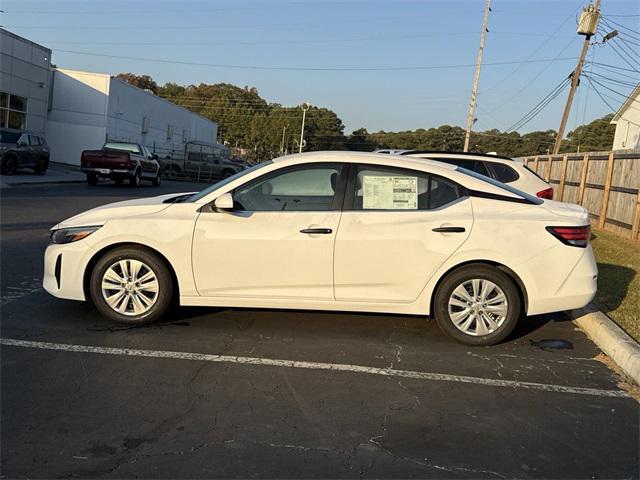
[577, 4, 600, 36]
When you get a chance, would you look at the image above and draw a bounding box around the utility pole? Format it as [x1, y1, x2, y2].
[299, 102, 310, 153]
[280, 124, 288, 155]
[553, 0, 601, 154]
[464, 0, 491, 152]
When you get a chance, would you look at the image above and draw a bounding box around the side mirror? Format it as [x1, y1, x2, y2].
[149, 154, 159, 160]
[18, 141, 27, 148]
[213, 192, 234, 211]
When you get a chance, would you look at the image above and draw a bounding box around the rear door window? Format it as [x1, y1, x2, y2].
[29, 135, 41, 146]
[350, 165, 464, 210]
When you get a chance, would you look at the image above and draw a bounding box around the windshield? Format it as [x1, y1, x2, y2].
[0, 132, 20, 143]
[456, 167, 543, 205]
[187, 161, 273, 202]
[104, 142, 141, 154]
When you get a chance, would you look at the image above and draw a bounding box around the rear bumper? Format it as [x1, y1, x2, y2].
[526, 245, 598, 315]
[82, 167, 134, 178]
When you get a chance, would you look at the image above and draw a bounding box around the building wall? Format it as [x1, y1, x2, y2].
[47, 69, 110, 165]
[46, 69, 219, 166]
[0, 28, 52, 134]
[105, 78, 217, 160]
[612, 102, 640, 151]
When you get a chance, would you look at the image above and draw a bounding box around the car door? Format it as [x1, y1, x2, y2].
[334, 164, 473, 303]
[17, 133, 32, 166]
[192, 162, 347, 299]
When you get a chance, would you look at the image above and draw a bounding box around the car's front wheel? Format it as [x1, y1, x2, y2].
[433, 264, 521, 346]
[89, 247, 173, 324]
[1, 156, 17, 175]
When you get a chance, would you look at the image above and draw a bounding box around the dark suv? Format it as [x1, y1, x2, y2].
[0, 129, 50, 175]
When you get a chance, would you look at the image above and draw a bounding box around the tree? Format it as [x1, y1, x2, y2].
[562, 114, 615, 152]
[116, 73, 159, 94]
[346, 128, 376, 151]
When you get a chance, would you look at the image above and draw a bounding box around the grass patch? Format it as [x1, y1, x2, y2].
[590, 228, 640, 341]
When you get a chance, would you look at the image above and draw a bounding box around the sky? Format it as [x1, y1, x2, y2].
[4, 0, 639, 134]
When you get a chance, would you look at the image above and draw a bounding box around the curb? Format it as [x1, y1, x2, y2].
[6, 180, 85, 187]
[572, 305, 640, 386]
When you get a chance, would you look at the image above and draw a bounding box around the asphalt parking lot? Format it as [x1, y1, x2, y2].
[1, 179, 638, 479]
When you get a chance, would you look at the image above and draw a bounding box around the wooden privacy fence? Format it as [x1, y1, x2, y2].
[520, 149, 640, 241]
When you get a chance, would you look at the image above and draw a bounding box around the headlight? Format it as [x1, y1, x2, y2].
[50, 226, 101, 244]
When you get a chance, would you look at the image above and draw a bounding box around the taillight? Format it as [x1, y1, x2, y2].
[546, 226, 591, 248]
[536, 187, 554, 200]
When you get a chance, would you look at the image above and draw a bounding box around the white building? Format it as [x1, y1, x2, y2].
[611, 84, 640, 151]
[0, 28, 52, 134]
[47, 68, 218, 165]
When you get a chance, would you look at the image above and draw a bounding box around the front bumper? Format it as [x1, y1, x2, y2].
[43, 242, 94, 301]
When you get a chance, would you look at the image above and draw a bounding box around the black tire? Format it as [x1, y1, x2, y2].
[87, 173, 98, 186]
[129, 169, 141, 187]
[34, 157, 48, 175]
[1, 156, 17, 175]
[152, 171, 161, 187]
[89, 246, 173, 325]
[433, 264, 521, 346]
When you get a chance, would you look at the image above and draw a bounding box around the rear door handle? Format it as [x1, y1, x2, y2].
[300, 228, 333, 234]
[432, 227, 466, 233]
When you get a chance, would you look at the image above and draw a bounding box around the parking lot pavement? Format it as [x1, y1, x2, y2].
[1, 182, 639, 478]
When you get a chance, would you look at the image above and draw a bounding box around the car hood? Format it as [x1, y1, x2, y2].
[51, 193, 192, 230]
[541, 199, 589, 223]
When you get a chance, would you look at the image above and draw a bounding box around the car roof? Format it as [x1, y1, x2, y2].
[273, 150, 458, 172]
[402, 150, 515, 162]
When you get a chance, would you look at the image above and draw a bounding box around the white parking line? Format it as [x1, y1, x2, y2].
[0, 337, 628, 398]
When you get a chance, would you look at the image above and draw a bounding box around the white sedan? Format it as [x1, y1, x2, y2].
[43, 152, 597, 345]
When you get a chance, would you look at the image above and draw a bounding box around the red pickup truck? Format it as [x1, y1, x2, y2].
[81, 142, 161, 187]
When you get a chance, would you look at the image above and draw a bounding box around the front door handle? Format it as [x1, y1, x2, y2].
[432, 226, 466, 233]
[300, 228, 333, 234]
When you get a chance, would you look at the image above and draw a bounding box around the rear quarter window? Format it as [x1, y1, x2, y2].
[487, 162, 519, 183]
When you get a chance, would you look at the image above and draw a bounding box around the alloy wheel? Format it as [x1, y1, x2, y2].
[447, 279, 508, 336]
[101, 259, 159, 316]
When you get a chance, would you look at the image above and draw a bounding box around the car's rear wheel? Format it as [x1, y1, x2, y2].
[152, 170, 161, 187]
[433, 264, 521, 346]
[129, 169, 141, 187]
[34, 157, 48, 175]
[87, 173, 98, 186]
[1, 156, 17, 175]
[89, 247, 173, 324]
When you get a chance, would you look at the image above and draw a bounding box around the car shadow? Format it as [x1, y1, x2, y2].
[595, 262, 636, 314]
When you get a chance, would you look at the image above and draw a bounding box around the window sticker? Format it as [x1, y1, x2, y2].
[362, 175, 418, 209]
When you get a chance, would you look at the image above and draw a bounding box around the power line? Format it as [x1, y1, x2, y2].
[589, 61, 640, 73]
[487, 37, 578, 115]
[5, 12, 484, 30]
[54, 49, 578, 72]
[28, 30, 576, 48]
[505, 77, 571, 132]
[583, 76, 640, 127]
[483, 2, 583, 94]
[31, 32, 479, 47]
